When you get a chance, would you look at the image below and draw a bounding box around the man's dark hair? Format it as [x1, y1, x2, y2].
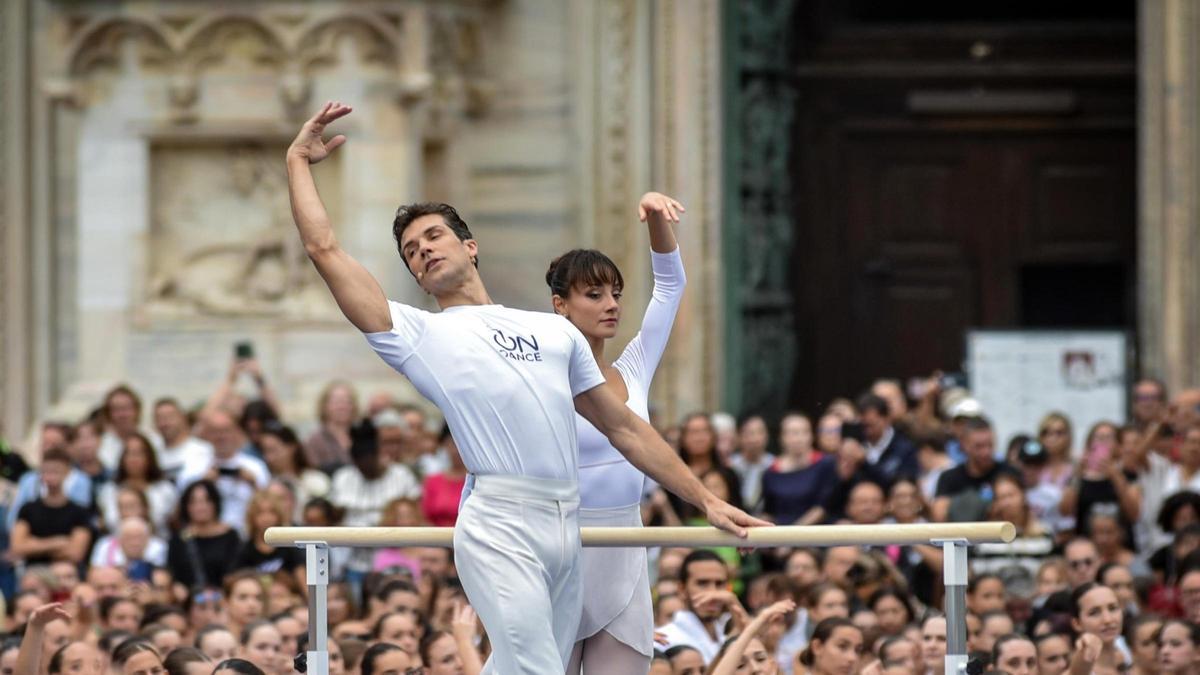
[963, 416, 994, 434]
[679, 549, 726, 586]
[856, 393, 890, 418]
[40, 447, 72, 466]
[375, 578, 419, 602]
[349, 420, 380, 461]
[392, 202, 476, 272]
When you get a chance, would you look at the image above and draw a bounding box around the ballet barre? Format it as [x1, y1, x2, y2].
[267, 522, 1016, 675]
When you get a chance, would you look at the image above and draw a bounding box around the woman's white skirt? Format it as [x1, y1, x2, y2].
[576, 503, 654, 656]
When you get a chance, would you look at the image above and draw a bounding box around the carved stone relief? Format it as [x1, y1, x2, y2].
[146, 142, 342, 318]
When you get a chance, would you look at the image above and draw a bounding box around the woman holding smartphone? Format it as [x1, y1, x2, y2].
[549, 191, 687, 675]
[1060, 421, 1140, 544]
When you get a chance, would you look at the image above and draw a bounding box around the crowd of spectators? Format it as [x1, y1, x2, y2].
[2, 361, 1200, 674]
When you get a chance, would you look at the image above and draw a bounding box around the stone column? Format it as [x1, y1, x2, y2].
[1, 0, 34, 445]
[1140, 0, 1200, 391]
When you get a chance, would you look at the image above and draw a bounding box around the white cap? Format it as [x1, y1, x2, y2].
[948, 398, 984, 419]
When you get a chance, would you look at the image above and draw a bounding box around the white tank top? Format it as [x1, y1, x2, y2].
[575, 248, 686, 508]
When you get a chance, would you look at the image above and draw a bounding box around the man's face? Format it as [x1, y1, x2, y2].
[682, 560, 729, 620]
[1180, 428, 1200, 468]
[1179, 570, 1200, 621]
[1132, 380, 1165, 422]
[785, 551, 820, 589]
[823, 546, 858, 585]
[353, 451, 383, 480]
[738, 418, 769, 457]
[964, 429, 996, 468]
[399, 215, 478, 295]
[1065, 541, 1101, 588]
[847, 483, 885, 525]
[154, 403, 187, 441]
[206, 413, 242, 458]
[861, 408, 888, 443]
[40, 460, 69, 492]
[88, 566, 127, 598]
[376, 426, 410, 463]
[107, 393, 139, 433]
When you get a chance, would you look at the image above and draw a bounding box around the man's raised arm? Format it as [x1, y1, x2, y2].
[286, 101, 392, 333]
[574, 384, 772, 538]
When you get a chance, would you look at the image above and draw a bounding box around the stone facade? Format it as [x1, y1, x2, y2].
[0, 0, 725, 443]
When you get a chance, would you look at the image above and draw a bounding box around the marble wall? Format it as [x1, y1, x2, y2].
[1, 0, 726, 442]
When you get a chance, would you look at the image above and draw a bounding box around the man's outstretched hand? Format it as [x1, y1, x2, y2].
[288, 101, 352, 164]
[703, 496, 773, 539]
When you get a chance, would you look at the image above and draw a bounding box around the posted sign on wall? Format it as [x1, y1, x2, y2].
[966, 330, 1130, 456]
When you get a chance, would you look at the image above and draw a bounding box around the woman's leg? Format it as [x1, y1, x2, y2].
[579, 629, 650, 675]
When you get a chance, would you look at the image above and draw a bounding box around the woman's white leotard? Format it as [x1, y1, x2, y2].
[575, 247, 686, 655]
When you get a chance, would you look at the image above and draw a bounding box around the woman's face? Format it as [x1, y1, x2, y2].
[56, 643, 104, 675]
[969, 578, 1006, 614]
[680, 417, 715, 460]
[117, 489, 148, 520]
[228, 579, 265, 624]
[1173, 505, 1200, 533]
[252, 503, 281, 534]
[888, 481, 921, 523]
[324, 386, 355, 426]
[122, 439, 150, 478]
[1036, 634, 1071, 675]
[991, 480, 1024, 521]
[1037, 566, 1067, 597]
[813, 626, 862, 675]
[779, 416, 813, 456]
[260, 435, 291, 473]
[122, 651, 164, 675]
[187, 487, 216, 524]
[327, 639, 345, 675]
[816, 415, 843, 453]
[995, 639, 1037, 675]
[1102, 566, 1136, 609]
[1040, 418, 1071, 455]
[426, 634, 465, 675]
[1074, 586, 1123, 644]
[268, 582, 296, 614]
[922, 618, 947, 666]
[327, 585, 351, 626]
[1132, 621, 1163, 668]
[380, 613, 422, 656]
[198, 629, 238, 661]
[812, 589, 849, 622]
[241, 624, 283, 674]
[873, 595, 908, 635]
[1159, 622, 1197, 673]
[556, 282, 622, 341]
[732, 637, 773, 674]
[701, 471, 730, 501]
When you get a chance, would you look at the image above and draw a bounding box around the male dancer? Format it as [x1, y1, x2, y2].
[286, 102, 767, 674]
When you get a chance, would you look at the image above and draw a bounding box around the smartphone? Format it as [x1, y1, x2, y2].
[1086, 442, 1113, 473]
[841, 421, 866, 443]
[217, 466, 241, 478]
[129, 560, 153, 583]
[234, 341, 255, 360]
[940, 372, 968, 390]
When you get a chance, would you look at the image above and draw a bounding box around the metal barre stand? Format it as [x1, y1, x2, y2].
[277, 524, 1007, 675]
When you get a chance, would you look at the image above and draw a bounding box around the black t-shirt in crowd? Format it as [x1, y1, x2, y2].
[935, 460, 1021, 499]
[234, 541, 304, 575]
[167, 529, 243, 589]
[16, 498, 91, 565]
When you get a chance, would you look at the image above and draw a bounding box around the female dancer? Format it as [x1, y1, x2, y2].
[550, 191, 686, 674]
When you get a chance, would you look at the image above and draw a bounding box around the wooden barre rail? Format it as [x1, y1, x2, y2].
[265, 521, 1015, 549]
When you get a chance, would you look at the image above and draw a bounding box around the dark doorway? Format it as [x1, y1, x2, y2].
[788, 2, 1137, 412]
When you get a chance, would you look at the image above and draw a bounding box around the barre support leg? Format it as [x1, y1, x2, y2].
[303, 542, 329, 675]
[936, 538, 969, 674]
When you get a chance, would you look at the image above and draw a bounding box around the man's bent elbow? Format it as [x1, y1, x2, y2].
[304, 237, 340, 261]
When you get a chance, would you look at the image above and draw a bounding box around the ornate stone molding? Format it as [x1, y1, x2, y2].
[51, 3, 496, 123]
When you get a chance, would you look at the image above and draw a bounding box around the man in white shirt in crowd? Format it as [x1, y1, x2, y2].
[658, 550, 737, 664]
[176, 409, 268, 534]
[152, 398, 214, 483]
[330, 421, 421, 528]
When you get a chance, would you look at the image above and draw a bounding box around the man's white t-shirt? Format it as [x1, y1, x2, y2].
[365, 302, 607, 481]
